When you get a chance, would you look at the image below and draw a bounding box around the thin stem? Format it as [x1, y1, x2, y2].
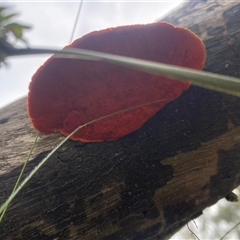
[69, 1, 83, 43]
[219, 221, 240, 240]
[0, 98, 170, 215]
[0, 133, 39, 222]
[187, 222, 200, 240]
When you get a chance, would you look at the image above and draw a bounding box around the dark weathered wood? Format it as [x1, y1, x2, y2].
[1, 0, 240, 239]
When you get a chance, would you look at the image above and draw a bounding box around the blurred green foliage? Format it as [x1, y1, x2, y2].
[0, 5, 31, 67]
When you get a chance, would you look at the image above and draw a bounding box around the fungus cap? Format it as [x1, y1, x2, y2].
[28, 22, 206, 142]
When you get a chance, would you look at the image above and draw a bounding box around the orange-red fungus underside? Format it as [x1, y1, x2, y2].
[28, 22, 206, 142]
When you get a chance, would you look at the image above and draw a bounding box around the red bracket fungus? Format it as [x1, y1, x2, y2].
[28, 22, 206, 142]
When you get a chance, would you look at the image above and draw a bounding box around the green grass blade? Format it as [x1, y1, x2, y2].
[0, 98, 170, 216]
[0, 133, 39, 222]
[5, 47, 240, 97]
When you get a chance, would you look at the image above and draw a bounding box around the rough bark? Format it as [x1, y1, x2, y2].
[1, 0, 240, 239]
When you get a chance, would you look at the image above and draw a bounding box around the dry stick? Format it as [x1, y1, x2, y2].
[0, 98, 171, 215]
